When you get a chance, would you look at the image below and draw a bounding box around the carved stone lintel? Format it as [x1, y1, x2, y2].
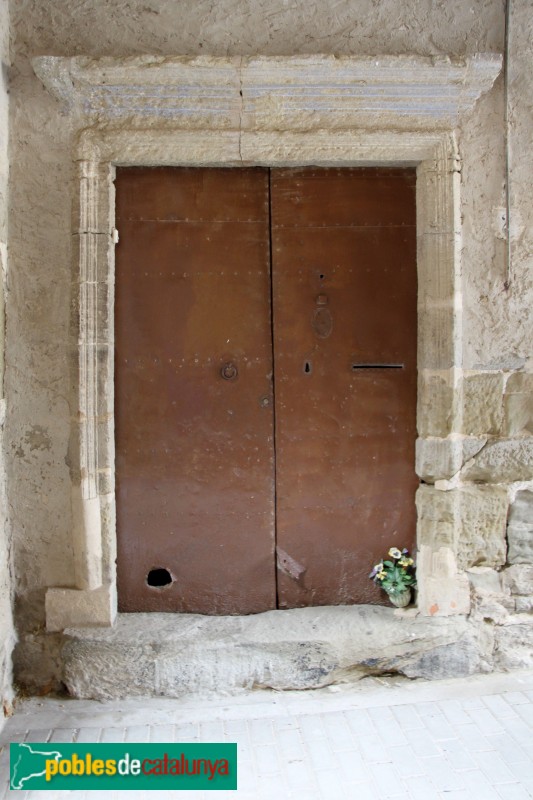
[33, 54, 502, 131]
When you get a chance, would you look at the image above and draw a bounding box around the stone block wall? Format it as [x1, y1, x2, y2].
[413, 1, 533, 667]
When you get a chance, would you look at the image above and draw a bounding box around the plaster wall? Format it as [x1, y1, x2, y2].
[0, 0, 14, 722]
[6, 0, 533, 691]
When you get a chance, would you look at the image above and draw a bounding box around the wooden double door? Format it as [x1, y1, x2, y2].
[115, 166, 418, 613]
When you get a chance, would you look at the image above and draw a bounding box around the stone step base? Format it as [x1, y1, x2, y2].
[62, 605, 483, 700]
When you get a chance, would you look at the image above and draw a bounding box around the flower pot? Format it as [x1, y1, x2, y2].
[387, 588, 412, 608]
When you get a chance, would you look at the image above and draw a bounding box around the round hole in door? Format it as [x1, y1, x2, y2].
[146, 567, 173, 588]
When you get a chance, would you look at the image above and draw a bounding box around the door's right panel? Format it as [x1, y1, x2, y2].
[271, 168, 418, 607]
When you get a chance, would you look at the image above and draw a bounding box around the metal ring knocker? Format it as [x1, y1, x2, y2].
[220, 362, 238, 381]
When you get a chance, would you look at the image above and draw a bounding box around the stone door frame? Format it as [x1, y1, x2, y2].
[32, 55, 502, 630]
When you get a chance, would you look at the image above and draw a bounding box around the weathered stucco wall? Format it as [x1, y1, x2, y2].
[0, 0, 14, 722]
[10, 0, 505, 59]
[7, 0, 533, 692]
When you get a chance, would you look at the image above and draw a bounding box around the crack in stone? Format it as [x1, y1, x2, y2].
[238, 56, 244, 164]
[453, 438, 493, 481]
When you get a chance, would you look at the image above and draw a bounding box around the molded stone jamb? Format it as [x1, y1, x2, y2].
[31, 54, 502, 627]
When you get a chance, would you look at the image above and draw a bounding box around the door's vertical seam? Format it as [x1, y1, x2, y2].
[268, 168, 280, 609]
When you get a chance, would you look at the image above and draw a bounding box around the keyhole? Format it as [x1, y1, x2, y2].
[304, 360, 312, 374]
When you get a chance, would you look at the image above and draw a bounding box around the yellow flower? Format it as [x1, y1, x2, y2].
[377, 571, 387, 580]
[399, 557, 414, 567]
[388, 547, 402, 559]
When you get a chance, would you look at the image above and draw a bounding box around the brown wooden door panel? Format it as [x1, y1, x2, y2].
[116, 166, 271, 223]
[115, 165, 418, 613]
[271, 167, 418, 608]
[115, 167, 276, 613]
[270, 227, 417, 363]
[270, 167, 416, 229]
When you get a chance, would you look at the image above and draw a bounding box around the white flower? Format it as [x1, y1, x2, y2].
[388, 547, 402, 559]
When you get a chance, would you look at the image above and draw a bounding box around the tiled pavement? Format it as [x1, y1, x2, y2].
[1, 669, 533, 799]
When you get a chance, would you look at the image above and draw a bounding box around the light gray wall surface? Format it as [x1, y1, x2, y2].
[0, 0, 14, 724]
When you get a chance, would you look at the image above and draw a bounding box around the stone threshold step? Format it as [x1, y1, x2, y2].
[62, 605, 481, 700]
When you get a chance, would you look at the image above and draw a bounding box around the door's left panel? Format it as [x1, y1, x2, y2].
[115, 167, 276, 613]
